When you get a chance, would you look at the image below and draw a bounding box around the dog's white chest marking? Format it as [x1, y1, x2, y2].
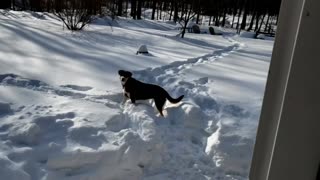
[121, 90, 130, 104]
[123, 90, 130, 98]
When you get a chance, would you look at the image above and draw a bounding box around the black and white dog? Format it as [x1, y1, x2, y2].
[118, 70, 184, 116]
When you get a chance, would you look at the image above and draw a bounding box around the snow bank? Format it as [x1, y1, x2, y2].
[239, 31, 273, 40]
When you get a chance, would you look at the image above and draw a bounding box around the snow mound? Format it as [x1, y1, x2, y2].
[105, 113, 129, 132]
[256, 34, 266, 39]
[239, 31, 256, 38]
[60, 85, 93, 91]
[8, 123, 41, 145]
[0, 74, 47, 89]
[137, 44, 149, 54]
[45, 116, 165, 180]
[0, 101, 13, 116]
[0, 155, 31, 180]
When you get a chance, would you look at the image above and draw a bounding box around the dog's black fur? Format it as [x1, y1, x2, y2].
[119, 70, 184, 116]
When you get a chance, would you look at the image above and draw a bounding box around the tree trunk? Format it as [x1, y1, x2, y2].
[125, 0, 128, 17]
[21, 0, 27, 10]
[137, 0, 142, 19]
[162, 2, 167, 20]
[151, 0, 156, 20]
[156, 3, 159, 20]
[230, 0, 238, 28]
[236, 3, 244, 33]
[215, 15, 219, 26]
[159, 2, 162, 20]
[180, 4, 195, 39]
[12, 0, 16, 10]
[264, 14, 270, 32]
[247, 11, 256, 31]
[221, 7, 227, 27]
[117, 0, 123, 16]
[181, 28, 186, 38]
[93, 0, 97, 14]
[268, 16, 274, 34]
[209, 16, 212, 26]
[254, 13, 261, 32]
[231, 11, 236, 28]
[163, 2, 167, 11]
[169, 1, 173, 21]
[240, 0, 248, 30]
[181, 14, 189, 38]
[195, 0, 200, 24]
[131, 0, 137, 19]
[255, 13, 266, 38]
[46, 0, 51, 12]
[173, 2, 178, 22]
[256, 13, 266, 32]
[196, 13, 200, 24]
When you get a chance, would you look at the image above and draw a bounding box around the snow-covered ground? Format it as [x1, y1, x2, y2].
[0, 10, 273, 180]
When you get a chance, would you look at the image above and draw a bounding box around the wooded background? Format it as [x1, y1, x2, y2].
[0, 0, 281, 34]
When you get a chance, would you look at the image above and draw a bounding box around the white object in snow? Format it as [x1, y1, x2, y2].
[137, 45, 148, 54]
[256, 34, 266, 39]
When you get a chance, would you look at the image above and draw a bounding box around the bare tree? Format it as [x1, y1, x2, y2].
[8, 0, 282, 36]
[178, 0, 196, 38]
[53, 0, 94, 31]
[254, 12, 266, 38]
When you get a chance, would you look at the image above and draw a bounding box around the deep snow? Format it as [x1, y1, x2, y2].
[0, 10, 273, 180]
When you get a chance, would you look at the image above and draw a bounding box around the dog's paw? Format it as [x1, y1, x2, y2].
[120, 101, 128, 108]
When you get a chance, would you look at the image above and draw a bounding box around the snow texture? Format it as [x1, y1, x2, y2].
[0, 10, 274, 180]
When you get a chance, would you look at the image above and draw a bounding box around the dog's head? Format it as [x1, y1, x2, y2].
[118, 70, 132, 86]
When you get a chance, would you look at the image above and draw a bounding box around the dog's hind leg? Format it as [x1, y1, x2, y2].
[155, 98, 166, 116]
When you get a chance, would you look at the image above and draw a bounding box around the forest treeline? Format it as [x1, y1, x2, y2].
[0, 0, 281, 33]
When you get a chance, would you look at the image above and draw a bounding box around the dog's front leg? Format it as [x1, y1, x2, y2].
[130, 93, 136, 105]
[121, 93, 128, 104]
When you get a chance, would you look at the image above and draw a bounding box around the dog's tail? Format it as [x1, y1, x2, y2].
[166, 93, 184, 104]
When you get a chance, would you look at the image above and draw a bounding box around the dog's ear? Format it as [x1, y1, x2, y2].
[118, 70, 124, 76]
[118, 70, 132, 77]
[126, 71, 132, 77]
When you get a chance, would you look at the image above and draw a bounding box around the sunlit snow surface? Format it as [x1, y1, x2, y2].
[0, 10, 273, 180]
